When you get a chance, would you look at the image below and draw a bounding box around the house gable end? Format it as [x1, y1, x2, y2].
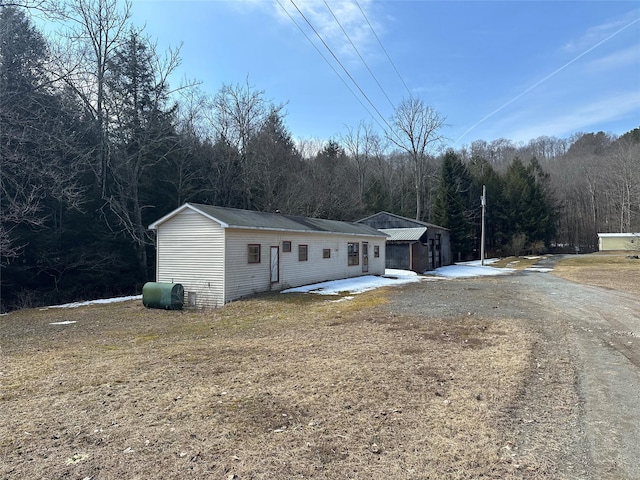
[358, 211, 427, 229]
[149, 203, 229, 230]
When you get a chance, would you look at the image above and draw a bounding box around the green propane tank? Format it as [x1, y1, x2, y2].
[142, 282, 184, 310]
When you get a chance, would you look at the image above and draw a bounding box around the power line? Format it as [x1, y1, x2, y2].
[274, 0, 386, 133]
[286, 0, 393, 132]
[355, 0, 412, 99]
[323, 0, 395, 110]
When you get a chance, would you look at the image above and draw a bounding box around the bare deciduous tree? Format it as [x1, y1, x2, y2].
[61, 0, 131, 195]
[341, 121, 383, 205]
[171, 87, 211, 204]
[295, 137, 324, 160]
[387, 96, 445, 220]
[0, 0, 63, 16]
[609, 138, 640, 232]
[207, 79, 284, 209]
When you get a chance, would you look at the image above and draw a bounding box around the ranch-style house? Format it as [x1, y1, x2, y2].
[148, 203, 387, 308]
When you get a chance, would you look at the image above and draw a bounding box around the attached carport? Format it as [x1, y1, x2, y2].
[380, 227, 432, 272]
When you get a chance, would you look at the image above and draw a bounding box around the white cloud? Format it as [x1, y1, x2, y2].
[563, 9, 640, 54]
[586, 45, 640, 73]
[273, 0, 380, 63]
[507, 90, 640, 141]
[454, 10, 640, 145]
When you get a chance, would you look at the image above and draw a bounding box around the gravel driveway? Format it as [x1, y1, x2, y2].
[381, 257, 640, 479]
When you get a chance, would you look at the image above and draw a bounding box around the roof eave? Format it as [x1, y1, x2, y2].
[225, 225, 387, 237]
[149, 203, 386, 237]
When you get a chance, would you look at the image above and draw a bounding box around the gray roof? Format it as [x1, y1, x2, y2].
[358, 211, 449, 231]
[380, 227, 428, 242]
[149, 203, 387, 237]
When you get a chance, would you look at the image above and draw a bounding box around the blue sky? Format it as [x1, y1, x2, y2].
[128, 0, 640, 148]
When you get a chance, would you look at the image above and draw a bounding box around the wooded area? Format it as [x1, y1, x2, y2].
[1, 2, 639, 311]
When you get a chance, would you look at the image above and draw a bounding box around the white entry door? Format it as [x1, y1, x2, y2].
[270, 246, 279, 283]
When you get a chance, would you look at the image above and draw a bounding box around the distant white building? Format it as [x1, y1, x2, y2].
[148, 203, 387, 308]
[597, 233, 640, 251]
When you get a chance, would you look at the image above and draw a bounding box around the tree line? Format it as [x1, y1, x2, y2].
[1, 2, 639, 311]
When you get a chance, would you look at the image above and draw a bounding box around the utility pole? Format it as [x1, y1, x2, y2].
[481, 185, 486, 266]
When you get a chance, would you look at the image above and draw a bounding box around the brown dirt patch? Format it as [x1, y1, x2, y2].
[1, 290, 536, 479]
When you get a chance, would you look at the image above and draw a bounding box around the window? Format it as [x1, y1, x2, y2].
[298, 244, 308, 261]
[374, 245, 380, 258]
[282, 241, 291, 252]
[323, 248, 331, 259]
[248, 244, 261, 264]
[347, 242, 359, 266]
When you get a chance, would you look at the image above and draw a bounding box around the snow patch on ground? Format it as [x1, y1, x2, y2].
[427, 260, 516, 278]
[282, 262, 521, 297]
[41, 295, 142, 310]
[281, 269, 422, 296]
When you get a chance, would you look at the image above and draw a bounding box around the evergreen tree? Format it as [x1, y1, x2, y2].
[197, 136, 244, 208]
[103, 29, 180, 280]
[306, 141, 362, 220]
[503, 157, 556, 249]
[467, 156, 508, 253]
[245, 111, 305, 213]
[434, 150, 474, 259]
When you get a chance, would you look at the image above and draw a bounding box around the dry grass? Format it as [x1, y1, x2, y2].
[0, 289, 538, 479]
[553, 252, 640, 297]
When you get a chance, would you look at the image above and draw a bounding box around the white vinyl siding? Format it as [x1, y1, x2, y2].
[224, 229, 275, 301]
[155, 208, 225, 307]
[598, 234, 640, 251]
[279, 233, 348, 289]
[224, 229, 386, 300]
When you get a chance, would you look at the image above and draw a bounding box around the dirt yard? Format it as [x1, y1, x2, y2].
[1, 254, 638, 479]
